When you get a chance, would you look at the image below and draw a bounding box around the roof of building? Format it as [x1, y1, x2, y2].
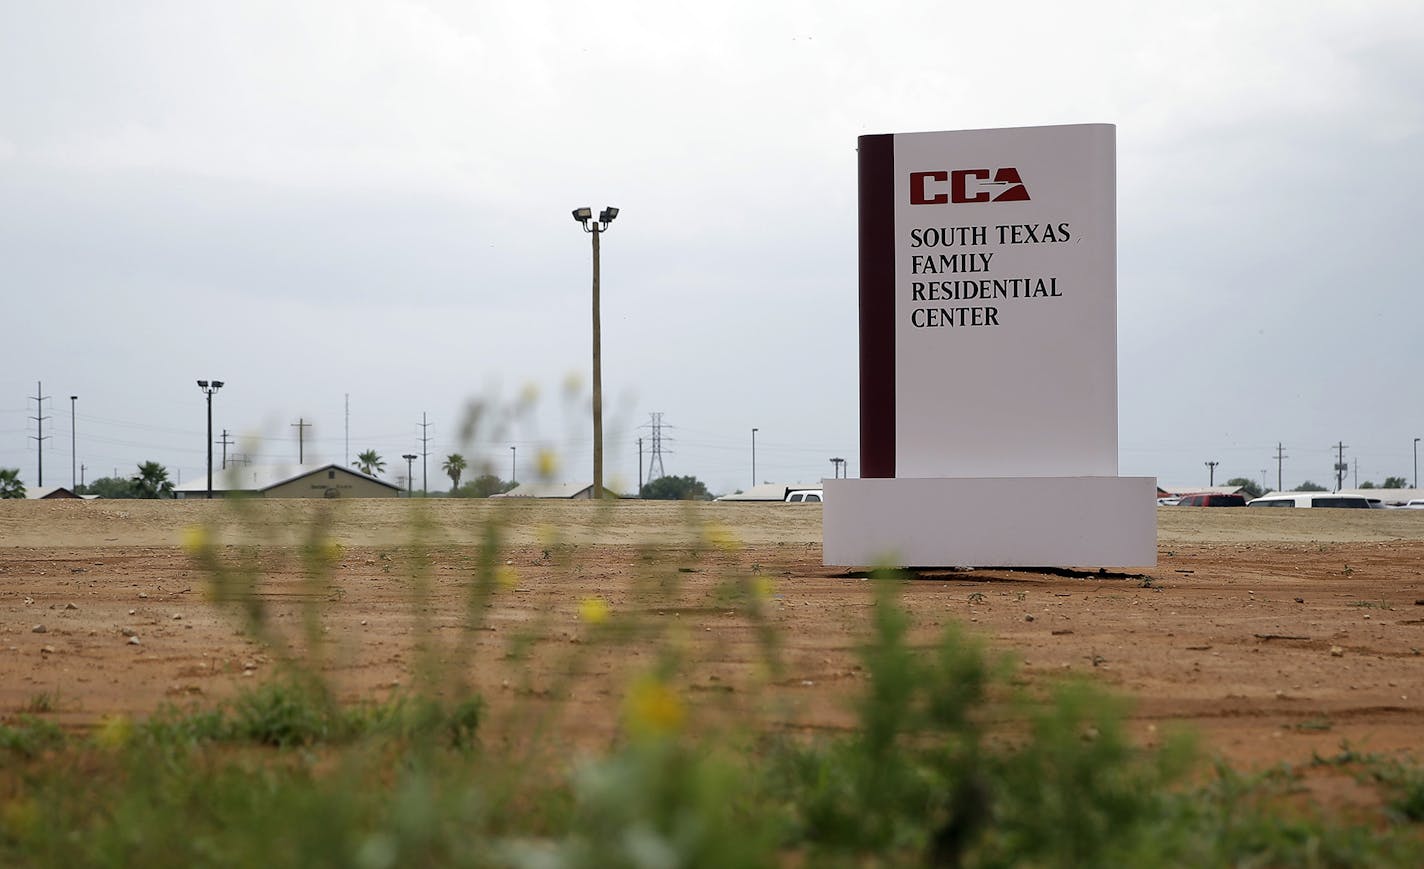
[26, 485, 80, 499]
[493, 481, 595, 499]
[715, 482, 822, 502]
[1159, 484, 1247, 497]
[1338, 487, 1424, 504]
[172, 463, 399, 493]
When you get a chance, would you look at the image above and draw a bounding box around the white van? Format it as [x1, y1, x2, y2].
[1248, 493, 1378, 509]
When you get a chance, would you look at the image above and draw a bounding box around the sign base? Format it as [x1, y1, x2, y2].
[823, 476, 1157, 568]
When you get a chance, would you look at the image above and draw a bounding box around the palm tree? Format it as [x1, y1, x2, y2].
[0, 468, 25, 499]
[353, 450, 385, 477]
[442, 453, 468, 493]
[132, 461, 174, 499]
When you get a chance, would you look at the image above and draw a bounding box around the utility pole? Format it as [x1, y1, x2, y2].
[291, 418, 311, 464]
[29, 382, 50, 486]
[402, 454, 417, 497]
[751, 427, 758, 488]
[637, 437, 643, 492]
[80, 464, 86, 488]
[1274, 442, 1288, 492]
[218, 429, 234, 470]
[419, 412, 431, 496]
[344, 393, 350, 467]
[1205, 460, 1219, 487]
[69, 395, 78, 490]
[1261, 469, 1269, 493]
[831, 456, 846, 479]
[1353, 458, 1358, 489]
[1333, 441, 1349, 492]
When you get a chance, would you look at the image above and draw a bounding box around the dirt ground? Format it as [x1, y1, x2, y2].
[3, 499, 1422, 774]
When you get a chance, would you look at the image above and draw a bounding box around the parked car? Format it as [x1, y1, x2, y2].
[785, 489, 822, 503]
[1175, 492, 1247, 507]
[1247, 493, 1375, 509]
[1156, 497, 1180, 506]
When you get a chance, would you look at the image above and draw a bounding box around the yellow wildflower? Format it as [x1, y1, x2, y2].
[495, 565, 520, 590]
[94, 714, 133, 751]
[703, 523, 741, 552]
[181, 525, 211, 555]
[536, 448, 559, 479]
[624, 677, 685, 738]
[578, 597, 610, 624]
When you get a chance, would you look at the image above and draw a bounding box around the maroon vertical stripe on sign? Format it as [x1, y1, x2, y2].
[857, 134, 895, 477]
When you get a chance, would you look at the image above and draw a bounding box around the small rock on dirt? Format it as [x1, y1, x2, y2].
[31, 624, 46, 634]
[1330, 645, 1344, 657]
[127, 636, 141, 645]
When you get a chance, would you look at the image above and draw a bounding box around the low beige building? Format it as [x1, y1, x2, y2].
[174, 464, 400, 499]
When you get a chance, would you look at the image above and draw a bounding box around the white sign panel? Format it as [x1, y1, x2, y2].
[892, 124, 1117, 478]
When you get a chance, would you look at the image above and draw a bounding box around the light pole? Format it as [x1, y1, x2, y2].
[1414, 437, 1420, 489]
[1205, 460, 1218, 487]
[70, 395, 77, 490]
[751, 427, 758, 487]
[196, 381, 224, 499]
[830, 456, 845, 479]
[402, 454, 417, 497]
[510, 445, 517, 484]
[572, 206, 618, 498]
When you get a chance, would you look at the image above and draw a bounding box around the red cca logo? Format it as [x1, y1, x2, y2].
[910, 169, 1030, 205]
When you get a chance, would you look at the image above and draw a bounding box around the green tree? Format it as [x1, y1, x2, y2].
[353, 450, 385, 477]
[455, 474, 516, 498]
[82, 476, 138, 499]
[1293, 480, 1327, 492]
[132, 462, 174, 499]
[1225, 477, 1262, 499]
[1383, 476, 1408, 489]
[639, 475, 711, 501]
[442, 454, 468, 492]
[0, 468, 25, 499]
[1360, 481, 1376, 489]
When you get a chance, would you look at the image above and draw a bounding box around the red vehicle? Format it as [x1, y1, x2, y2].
[1175, 492, 1247, 507]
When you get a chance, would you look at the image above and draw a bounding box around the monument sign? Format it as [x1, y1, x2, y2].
[824, 124, 1156, 567]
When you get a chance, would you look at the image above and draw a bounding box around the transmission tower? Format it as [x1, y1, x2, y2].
[642, 412, 669, 482]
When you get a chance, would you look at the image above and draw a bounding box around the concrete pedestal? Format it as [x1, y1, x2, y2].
[823, 476, 1157, 568]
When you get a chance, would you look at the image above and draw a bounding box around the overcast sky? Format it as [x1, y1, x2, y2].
[3, 0, 1422, 496]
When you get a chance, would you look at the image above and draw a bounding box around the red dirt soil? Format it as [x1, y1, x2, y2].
[3, 500, 1422, 775]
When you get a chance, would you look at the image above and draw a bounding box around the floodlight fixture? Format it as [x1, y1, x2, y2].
[212, 380, 224, 389]
[599, 207, 619, 224]
[197, 380, 209, 388]
[572, 207, 593, 223]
